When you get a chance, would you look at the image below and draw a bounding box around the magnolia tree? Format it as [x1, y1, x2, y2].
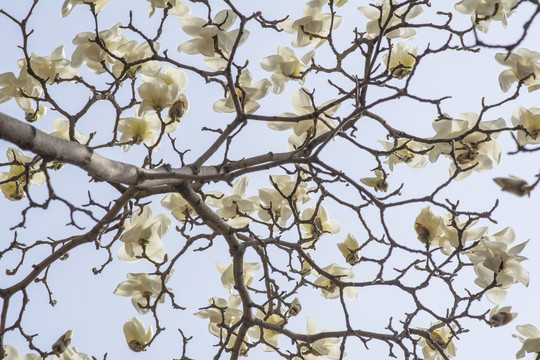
[2, 0, 540, 359]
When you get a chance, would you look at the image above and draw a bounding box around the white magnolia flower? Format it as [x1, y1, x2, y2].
[248, 309, 286, 352]
[495, 48, 540, 92]
[161, 193, 196, 222]
[337, 234, 361, 266]
[455, 0, 519, 32]
[111, 40, 162, 79]
[118, 206, 171, 263]
[50, 347, 89, 360]
[383, 42, 418, 79]
[123, 317, 153, 352]
[416, 322, 457, 360]
[468, 227, 529, 304]
[511, 106, 540, 146]
[300, 205, 341, 247]
[138, 73, 185, 117]
[0, 70, 44, 118]
[313, 263, 356, 300]
[359, 0, 423, 40]
[261, 45, 314, 93]
[360, 169, 388, 192]
[1, 345, 40, 360]
[71, 23, 126, 74]
[280, 0, 343, 48]
[146, 0, 190, 18]
[213, 69, 271, 114]
[18, 46, 78, 85]
[118, 107, 161, 152]
[489, 305, 516, 327]
[178, 10, 249, 70]
[437, 214, 488, 255]
[268, 88, 340, 149]
[414, 207, 443, 246]
[50, 119, 88, 144]
[379, 139, 428, 171]
[215, 261, 260, 294]
[113, 272, 172, 314]
[304, 317, 343, 359]
[514, 324, 540, 359]
[205, 177, 259, 228]
[61, 0, 111, 16]
[258, 187, 293, 229]
[0, 148, 45, 201]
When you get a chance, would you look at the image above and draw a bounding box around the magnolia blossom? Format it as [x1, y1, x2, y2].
[71, 23, 126, 74]
[313, 263, 356, 300]
[455, 0, 519, 32]
[359, 0, 423, 40]
[429, 112, 504, 179]
[379, 139, 428, 171]
[118, 108, 161, 152]
[17, 46, 78, 85]
[118, 206, 171, 263]
[495, 48, 540, 92]
[300, 205, 341, 247]
[436, 214, 488, 255]
[337, 234, 361, 266]
[414, 207, 443, 246]
[268, 88, 340, 149]
[123, 317, 153, 352]
[489, 305, 516, 327]
[0, 148, 45, 201]
[215, 261, 260, 294]
[303, 316, 343, 359]
[50, 347, 89, 360]
[383, 42, 418, 79]
[0, 71, 45, 120]
[514, 324, 540, 358]
[111, 40, 162, 79]
[146, 0, 190, 18]
[511, 106, 540, 146]
[113, 272, 172, 314]
[205, 177, 259, 228]
[1, 345, 40, 360]
[280, 0, 343, 48]
[416, 322, 457, 360]
[50, 119, 88, 144]
[468, 227, 529, 304]
[178, 10, 249, 70]
[161, 193, 196, 222]
[258, 187, 293, 229]
[213, 69, 271, 114]
[61, 0, 111, 16]
[360, 170, 388, 192]
[195, 296, 249, 355]
[248, 309, 286, 352]
[261, 45, 314, 93]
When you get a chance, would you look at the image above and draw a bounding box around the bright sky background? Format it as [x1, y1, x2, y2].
[1, 1, 540, 359]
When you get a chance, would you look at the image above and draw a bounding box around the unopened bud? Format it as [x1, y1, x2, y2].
[52, 329, 73, 355]
[494, 176, 531, 197]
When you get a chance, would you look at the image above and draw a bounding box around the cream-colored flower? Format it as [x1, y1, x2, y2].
[61, 0, 111, 16]
[258, 187, 293, 229]
[113, 272, 172, 314]
[495, 48, 540, 92]
[313, 263, 356, 300]
[359, 0, 423, 40]
[50, 347, 89, 360]
[0, 148, 45, 201]
[248, 309, 286, 352]
[416, 322, 457, 360]
[414, 207, 443, 246]
[379, 139, 428, 171]
[360, 170, 388, 192]
[268, 88, 340, 149]
[205, 177, 259, 228]
[161, 193, 197, 222]
[337, 234, 361, 266]
[118, 108, 161, 152]
[468, 227, 529, 304]
[437, 214, 488, 255]
[304, 316, 343, 359]
[215, 261, 260, 294]
[280, 0, 343, 48]
[118, 206, 171, 263]
[213, 69, 271, 114]
[489, 305, 516, 327]
[2, 345, 40, 360]
[455, 0, 519, 32]
[123, 317, 153, 352]
[514, 324, 540, 359]
[111, 40, 162, 79]
[18, 46, 78, 85]
[300, 205, 341, 247]
[146, 0, 190, 18]
[261, 45, 314, 93]
[50, 119, 88, 144]
[383, 42, 418, 79]
[511, 106, 540, 146]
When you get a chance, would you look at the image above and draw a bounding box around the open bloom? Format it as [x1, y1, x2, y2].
[123, 317, 153, 352]
[113, 272, 172, 314]
[146, 0, 190, 18]
[213, 69, 271, 114]
[436, 214, 488, 255]
[138, 67, 189, 118]
[161, 193, 196, 222]
[337, 234, 361, 266]
[303, 317, 343, 359]
[261, 45, 314, 93]
[268, 88, 340, 149]
[300, 205, 341, 247]
[383, 42, 418, 79]
[468, 227, 529, 304]
[416, 322, 457, 360]
[2, 345, 40, 360]
[118, 107, 161, 151]
[514, 324, 540, 358]
[248, 309, 286, 352]
[279, 0, 343, 48]
[61, 0, 111, 16]
[313, 263, 356, 300]
[414, 207, 443, 246]
[495, 48, 540, 92]
[511, 106, 540, 146]
[118, 206, 171, 263]
[455, 0, 519, 33]
[50, 119, 88, 144]
[359, 0, 423, 40]
[360, 170, 388, 192]
[51, 347, 89, 360]
[489, 305, 516, 327]
[0, 148, 45, 201]
[379, 139, 428, 171]
[215, 261, 260, 294]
